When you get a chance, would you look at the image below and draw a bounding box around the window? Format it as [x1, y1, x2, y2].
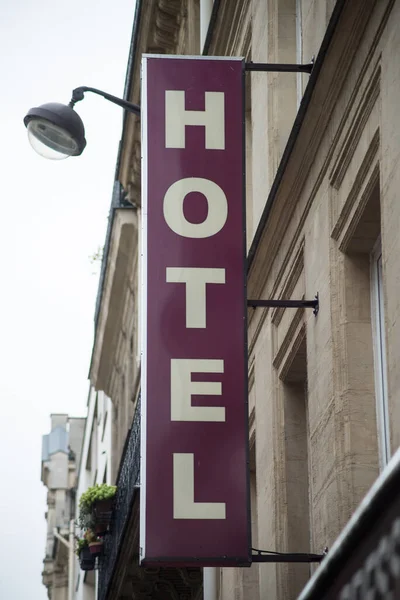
[337, 173, 389, 476]
[371, 238, 390, 468]
[296, 0, 303, 108]
[280, 329, 311, 596]
[269, 260, 316, 592]
[101, 409, 108, 443]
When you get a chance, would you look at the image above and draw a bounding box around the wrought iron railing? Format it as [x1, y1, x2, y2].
[98, 395, 141, 600]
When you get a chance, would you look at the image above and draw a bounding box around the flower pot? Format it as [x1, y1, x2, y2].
[93, 498, 114, 524]
[79, 546, 95, 571]
[89, 541, 104, 557]
[94, 522, 109, 536]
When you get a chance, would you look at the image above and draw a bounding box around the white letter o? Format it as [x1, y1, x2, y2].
[163, 177, 228, 238]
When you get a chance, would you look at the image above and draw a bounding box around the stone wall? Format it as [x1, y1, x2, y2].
[246, 1, 398, 598]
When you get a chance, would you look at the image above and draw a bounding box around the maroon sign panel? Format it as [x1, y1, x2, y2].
[140, 55, 250, 566]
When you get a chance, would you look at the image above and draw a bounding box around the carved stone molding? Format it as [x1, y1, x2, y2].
[207, 0, 252, 59]
[47, 490, 55, 507]
[331, 137, 379, 247]
[273, 308, 305, 375]
[277, 323, 306, 383]
[248, 360, 256, 450]
[248, 241, 305, 358]
[90, 209, 138, 396]
[329, 63, 381, 190]
[249, 406, 256, 453]
[153, 0, 183, 52]
[337, 162, 380, 254]
[120, 0, 252, 205]
[119, 0, 188, 200]
[54, 564, 68, 588]
[271, 243, 305, 327]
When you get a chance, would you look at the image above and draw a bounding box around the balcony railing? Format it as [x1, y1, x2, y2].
[98, 395, 141, 600]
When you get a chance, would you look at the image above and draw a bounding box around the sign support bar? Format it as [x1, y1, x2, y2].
[247, 294, 319, 315]
[245, 60, 314, 74]
[252, 552, 325, 563]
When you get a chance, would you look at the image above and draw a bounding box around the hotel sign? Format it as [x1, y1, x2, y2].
[140, 55, 250, 566]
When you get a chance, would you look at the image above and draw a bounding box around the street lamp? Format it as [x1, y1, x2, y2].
[24, 87, 140, 160]
[24, 60, 313, 159]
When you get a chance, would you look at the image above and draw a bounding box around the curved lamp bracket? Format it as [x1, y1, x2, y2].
[69, 86, 141, 116]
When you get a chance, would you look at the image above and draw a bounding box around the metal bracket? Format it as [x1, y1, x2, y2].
[245, 58, 314, 74]
[247, 293, 319, 316]
[69, 86, 140, 116]
[252, 550, 324, 563]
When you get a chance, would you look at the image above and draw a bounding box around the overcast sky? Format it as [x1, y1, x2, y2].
[0, 0, 136, 596]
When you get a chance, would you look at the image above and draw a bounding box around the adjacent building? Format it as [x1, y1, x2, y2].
[74, 387, 113, 600]
[42, 0, 400, 598]
[41, 414, 85, 600]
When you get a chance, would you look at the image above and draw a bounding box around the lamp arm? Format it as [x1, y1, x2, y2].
[69, 86, 140, 116]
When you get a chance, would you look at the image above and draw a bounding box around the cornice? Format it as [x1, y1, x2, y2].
[329, 63, 381, 190]
[207, 0, 252, 59]
[331, 135, 379, 244]
[118, 0, 187, 204]
[118, 0, 253, 202]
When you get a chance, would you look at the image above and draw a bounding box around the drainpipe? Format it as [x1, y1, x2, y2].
[53, 521, 75, 600]
[68, 519, 75, 600]
[204, 567, 218, 600]
[200, 0, 213, 52]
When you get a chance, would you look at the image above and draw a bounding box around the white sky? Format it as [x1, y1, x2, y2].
[0, 0, 136, 597]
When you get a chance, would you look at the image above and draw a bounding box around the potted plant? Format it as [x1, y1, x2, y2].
[85, 529, 104, 557]
[77, 510, 94, 532]
[76, 538, 95, 571]
[79, 484, 117, 531]
[93, 484, 117, 522]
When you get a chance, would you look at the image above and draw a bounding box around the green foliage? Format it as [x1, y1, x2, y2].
[89, 245, 104, 276]
[78, 483, 117, 514]
[77, 510, 94, 531]
[89, 246, 104, 264]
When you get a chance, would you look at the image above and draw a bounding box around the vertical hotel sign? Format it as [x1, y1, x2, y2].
[141, 55, 250, 566]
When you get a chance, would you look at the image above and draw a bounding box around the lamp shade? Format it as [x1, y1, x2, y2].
[24, 103, 86, 159]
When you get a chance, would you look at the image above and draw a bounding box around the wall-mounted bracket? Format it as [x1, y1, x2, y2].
[247, 293, 319, 316]
[245, 58, 314, 74]
[252, 549, 325, 563]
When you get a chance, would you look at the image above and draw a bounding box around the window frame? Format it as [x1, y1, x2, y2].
[370, 237, 391, 469]
[296, 0, 303, 109]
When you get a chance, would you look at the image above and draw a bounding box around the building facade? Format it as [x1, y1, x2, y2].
[74, 387, 113, 600]
[41, 414, 85, 600]
[71, 0, 400, 599]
